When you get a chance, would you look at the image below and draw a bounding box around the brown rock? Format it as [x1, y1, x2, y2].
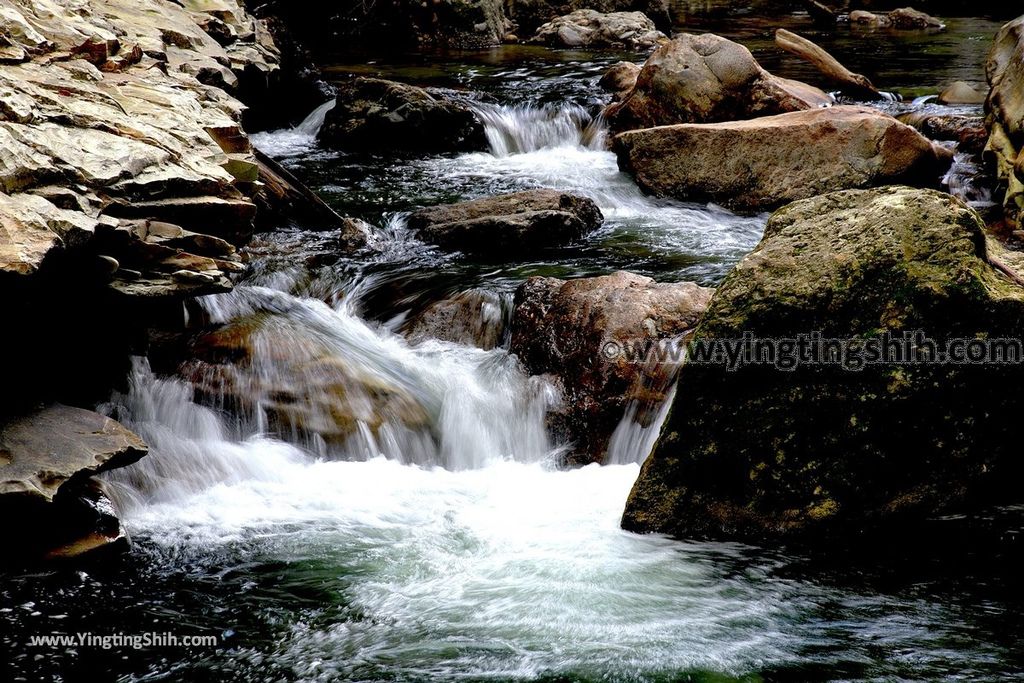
[985, 15, 1024, 233]
[599, 61, 641, 101]
[408, 189, 603, 257]
[606, 32, 832, 132]
[614, 105, 953, 211]
[939, 81, 986, 105]
[404, 289, 507, 350]
[510, 271, 713, 465]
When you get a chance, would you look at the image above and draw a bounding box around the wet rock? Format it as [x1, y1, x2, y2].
[849, 8, 945, 31]
[253, 148, 347, 231]
[318, 78, 487, 154]
[606, 32, 832, 132]
[897, 112, 987, 154]
[507, 0, 671, 37]
[614, 105, 953, 211]
[939, 81, 986, 105]
[408, 189, 603, 257]
[985, 15, 1024, 233]
[0, 404, 147, 563]
[530, 10, 666, 50]
[404, 289, 508, 350]
[622, 187, 1024, 542]
[184, 314, 431, 447]
[889, 7, 946, 30]
[510, 271, 713, 466]
[599, 61, 641, 101]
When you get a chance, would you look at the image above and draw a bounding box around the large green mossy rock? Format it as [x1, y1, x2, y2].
[622, 186, 1024, 542]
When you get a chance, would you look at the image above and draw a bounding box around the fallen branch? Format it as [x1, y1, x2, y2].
[775, 28, 881, 101]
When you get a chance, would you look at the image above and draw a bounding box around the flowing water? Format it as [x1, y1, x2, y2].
[3, 16, 1023, 682]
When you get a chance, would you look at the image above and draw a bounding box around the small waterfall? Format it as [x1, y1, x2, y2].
[296, 98, 337, 136]
[606, 344, 685, 466]
[472, 102, 606, 156]
[606, 384, 678, 466]
[249, 98, 336, 157]
[102, 284, 561, 507]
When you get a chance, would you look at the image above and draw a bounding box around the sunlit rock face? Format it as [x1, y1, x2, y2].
[614, 106, 953, 211]
[605, 32, 832, 132]
[0, 0, 277, 288]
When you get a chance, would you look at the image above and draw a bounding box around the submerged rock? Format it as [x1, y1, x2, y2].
[510, 271, 713, 466]
[0, 404, 147, 563]
[404, 289, 508, 350]
[985, 15, 1024, 233]
[318, 78, 487, 154]
[614, 105, 952, 211]
[622, 187, 1024, 541]
[407, 189, 603, 256]
[184, 314, 431, 448]
[530, 10, 665, 50]
[606, 32, 832, 132]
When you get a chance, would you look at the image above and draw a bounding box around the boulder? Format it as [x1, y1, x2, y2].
[530, 10, 665, 50]
[613, 105, 953, 211]
[889, 7, 945, 30]
[507, 0, 671, 37]
[318, 78, 487, 154]
[0, 0, 285, 296]
[849, 8, 945, 30]
[0, 404, 147, 563]
[622, 187, 1024, 541]
[599, 61, 641, 101]
[184, 313, 431, 448]
[510, 271, 713, 466]
[939, 81, 986, 105]
[404, 289, 507, 350]
[897, 112, 987, 154]
[407, 189, 603, 256]
[985, 15, 1024, 233]
[606, 33, 833, 132]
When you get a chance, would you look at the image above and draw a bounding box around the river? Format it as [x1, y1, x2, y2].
[2, 11, 1022, 682]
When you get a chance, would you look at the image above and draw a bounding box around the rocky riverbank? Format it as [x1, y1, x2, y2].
[0, 0, 333, 563]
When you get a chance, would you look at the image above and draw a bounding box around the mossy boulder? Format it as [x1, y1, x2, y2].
[622, 187, 1024, 541]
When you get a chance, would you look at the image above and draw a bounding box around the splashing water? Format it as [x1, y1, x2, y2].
[470, 102, 606, 156]
[250, 98, 337, 158]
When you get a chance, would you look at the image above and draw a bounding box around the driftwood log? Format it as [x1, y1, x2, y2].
[776, 28, 881, 101]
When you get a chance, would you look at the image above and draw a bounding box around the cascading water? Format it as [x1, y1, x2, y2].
[249, 98, 336, 158]
[470, 102, 606, 156]
[4, 44, 1017, 683]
